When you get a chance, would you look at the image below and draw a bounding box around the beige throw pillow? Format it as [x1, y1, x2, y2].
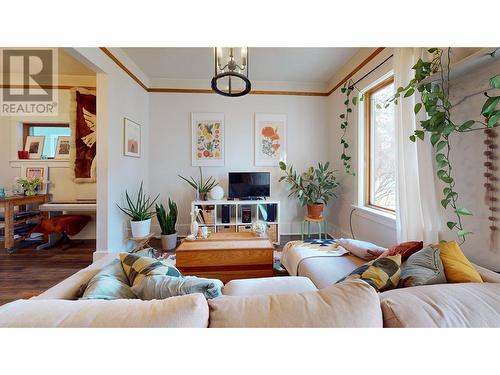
[208, 279, 382, 328]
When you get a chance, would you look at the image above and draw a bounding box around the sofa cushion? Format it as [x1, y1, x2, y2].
[297, 254, 366, 288]
[208, 279, 382, 328]
[399, 246, 447, 288]
[434, 241, 483, 283]
[119, 252, 182, 286]
[337, 255, 401, 292]
[81, 259, 136, 300]
[0, 293, 209, 328]
[380, 283, 500, 328]
[378, 241, 423, 262]
[223, 276, 317, 296]
[132, 275, 223, 300]
[337, 238, 386, 260]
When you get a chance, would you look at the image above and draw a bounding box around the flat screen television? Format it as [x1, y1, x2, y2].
[228, 172, 270, 199]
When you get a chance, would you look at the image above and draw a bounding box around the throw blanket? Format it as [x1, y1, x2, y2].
[281, 239, 348, 276]
[71, 88, 96, 182]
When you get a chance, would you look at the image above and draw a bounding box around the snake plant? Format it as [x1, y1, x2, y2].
[156, 198, 178, 235]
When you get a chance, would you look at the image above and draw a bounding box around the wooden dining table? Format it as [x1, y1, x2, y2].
[0, 194, 49, 253]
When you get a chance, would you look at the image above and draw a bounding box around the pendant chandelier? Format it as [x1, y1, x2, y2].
[211, 47, 251, 97]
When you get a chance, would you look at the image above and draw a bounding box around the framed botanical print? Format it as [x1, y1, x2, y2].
[254, 113, 287, 166]
[20, 165, 49, 194]
[124, 118, 141, 157]
[55, 136, 70, 159]
[24, 136, 45, 159]
[191, 112, 225, 166]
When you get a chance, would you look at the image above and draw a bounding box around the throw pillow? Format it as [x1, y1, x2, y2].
[337, 254, 401, 292]
[399, 246, 447, 287]
[433, 241, 483, 283]
[81, 259, 136, 300]
[132, 275, 223, 300]
[377, 241, 423, 262]
[119, 252, 182, 287]
[336, 238, 386, 260]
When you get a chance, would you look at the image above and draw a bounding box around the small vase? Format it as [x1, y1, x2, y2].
[25, 189, 36, 196]
[199, 192, 207, 201]
[190, 220, 199, 237]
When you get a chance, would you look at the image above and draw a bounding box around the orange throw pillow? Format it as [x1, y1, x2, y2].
[377, 241, 423, 262]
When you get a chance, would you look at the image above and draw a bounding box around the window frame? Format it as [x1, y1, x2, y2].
[23, 123, 70, 158]
[364, 75, 396, 214]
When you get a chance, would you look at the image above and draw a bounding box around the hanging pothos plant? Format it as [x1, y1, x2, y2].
[382, 47, 500, 243]
[339, 80, 361, 176]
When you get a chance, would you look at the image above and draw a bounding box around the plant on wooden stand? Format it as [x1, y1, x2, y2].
[178, 167, 218, 201]
[117, 182, 159, 238]
[279, 161, 339, 219]
[156, 198, 178, 250]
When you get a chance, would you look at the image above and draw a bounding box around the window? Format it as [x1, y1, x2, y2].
[23, 123, 70, 158]
[365, 77, 396, 212]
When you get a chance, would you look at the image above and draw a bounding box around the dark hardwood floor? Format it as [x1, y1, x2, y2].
[0, 234, 312, 306]
[0, 240, 95, 306]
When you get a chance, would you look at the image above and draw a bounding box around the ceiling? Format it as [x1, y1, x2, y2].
[122, 47, 358, 84]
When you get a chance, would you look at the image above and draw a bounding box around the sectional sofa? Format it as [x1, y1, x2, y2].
[0, 249, 499, 328]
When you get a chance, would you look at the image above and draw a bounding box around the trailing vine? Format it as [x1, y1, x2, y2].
[386, 47, 500, 243]
[339, 80, 361, 176]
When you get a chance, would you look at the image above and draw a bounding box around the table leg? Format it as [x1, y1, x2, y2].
[4, 202, 14, 252]
[318, 222, 322, 239]
[308, 221, 311, 238]
[301, 221, 304, 240]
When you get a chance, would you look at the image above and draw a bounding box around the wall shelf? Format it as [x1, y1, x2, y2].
[9, 159, 69, 168]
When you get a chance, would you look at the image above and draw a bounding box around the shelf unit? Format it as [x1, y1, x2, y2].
[191, 199, 280, 245]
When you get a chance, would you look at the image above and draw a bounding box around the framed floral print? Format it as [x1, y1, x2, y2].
[254, 113, 286, 166]
[191, 113, 225, 167]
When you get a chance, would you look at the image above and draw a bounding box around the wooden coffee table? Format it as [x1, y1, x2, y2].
[176, 232, 275, 283]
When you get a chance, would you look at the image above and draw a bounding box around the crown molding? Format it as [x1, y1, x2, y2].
[99, 47, 386, 97]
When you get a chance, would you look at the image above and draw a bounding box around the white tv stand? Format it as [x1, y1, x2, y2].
[191, 199, 280, 245]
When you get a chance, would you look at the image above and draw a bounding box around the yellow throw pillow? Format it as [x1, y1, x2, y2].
[434, 241, 483, 283]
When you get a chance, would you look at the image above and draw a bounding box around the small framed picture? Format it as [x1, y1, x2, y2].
[54, 136, 71, 159]
[254, 113, 287, 166]
[124, 118, 141, 157]
[20, 165, 49, 194]
[24, 136, 45, 159]
[191, 112, 225, 167]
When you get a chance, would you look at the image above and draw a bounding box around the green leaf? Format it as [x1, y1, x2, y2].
[457, 229, 473, 237]
[409, 135, 416, 142]
[404, 88, 415, 98]
[436, 153, 447, 163]
[458, 120, 475, 131]
[352, 96, 358, 106]
[427, 48, 438, 53]
[447, 221, 457, 230]
[481, 96, 500, 116]
[487, 111, 500, 127]
[415, 130, 424, 141]
[436, 140, 447, 152]
[340, 114, 345, 119]
[490, 74, 500, 89]
[376, 103, 382, 110]
[430, 133, 441, 146]
[414, 103, 422, 114]
[441, 198, 450, 208]
[455, 207, 473, 216]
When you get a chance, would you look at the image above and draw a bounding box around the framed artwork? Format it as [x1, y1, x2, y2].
[24, 136, 45, 159]
[55, 136, 71, 159]
[124, 118, 141, 157]
[254, 113, 287, 166]
[191, 112, 225, 166]
[20, 165, 49, 194]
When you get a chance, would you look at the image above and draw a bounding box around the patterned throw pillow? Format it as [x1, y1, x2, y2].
[337, 254, 402, 292]
[399, 246, 447, 288]
[119, 252, 182, 287]
[81, 259, 137, 300]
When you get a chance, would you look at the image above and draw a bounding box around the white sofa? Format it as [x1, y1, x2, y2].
[0, 250, 499, 328]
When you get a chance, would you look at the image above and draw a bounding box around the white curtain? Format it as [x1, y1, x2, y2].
[394, 48, 441, 244]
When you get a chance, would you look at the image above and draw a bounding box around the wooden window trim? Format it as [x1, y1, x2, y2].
[364, 76, 395, 213]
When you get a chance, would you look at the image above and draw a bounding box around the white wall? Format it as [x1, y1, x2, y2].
[70, 48, 150, 257]
[148, 93, 330, 235]
[327, 48, 397, 248]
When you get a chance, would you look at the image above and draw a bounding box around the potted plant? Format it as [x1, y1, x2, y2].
[16, 177, 44, 196]
[155, 198, 178, 250]
[117, 182, 159, 238]
[279, 161, 339, 219]
[178, 167, 218, 201]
